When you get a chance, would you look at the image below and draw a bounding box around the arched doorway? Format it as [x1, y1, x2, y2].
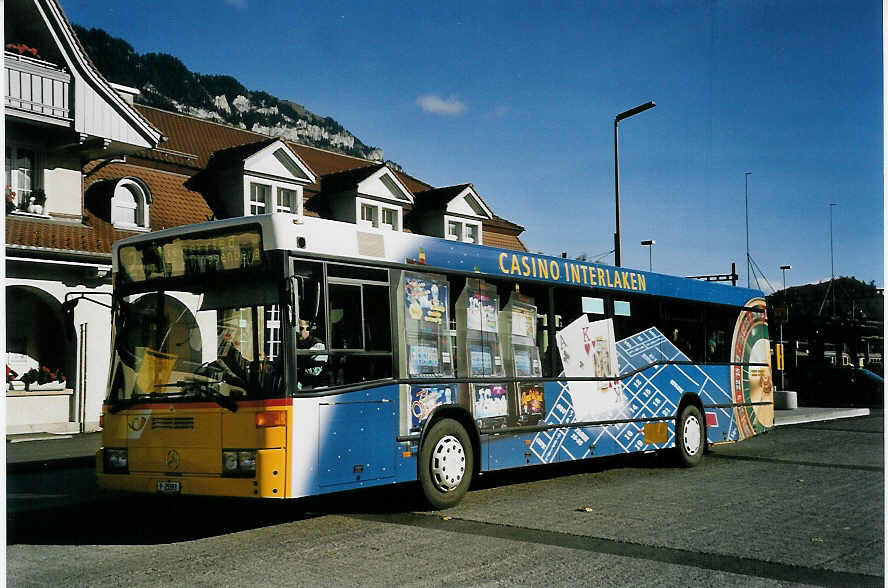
[6, 286, 71, 388]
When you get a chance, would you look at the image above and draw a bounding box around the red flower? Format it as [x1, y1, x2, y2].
[5, 43, 41, 60]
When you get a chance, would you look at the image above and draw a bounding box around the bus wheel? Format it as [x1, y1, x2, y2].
[676, 405, 704, 467]
[419, 419, 473, 509]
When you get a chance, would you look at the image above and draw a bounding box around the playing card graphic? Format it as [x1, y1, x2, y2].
[557, 315, 626, 421]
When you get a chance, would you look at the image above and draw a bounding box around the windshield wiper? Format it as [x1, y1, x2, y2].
[203, 387, 238, 412]
[156, 379, 239, 412]
[107, 389, 188, 414]
[135, 390, 191, 399]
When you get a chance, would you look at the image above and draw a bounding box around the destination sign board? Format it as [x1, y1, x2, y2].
[118, 228, 263, 284]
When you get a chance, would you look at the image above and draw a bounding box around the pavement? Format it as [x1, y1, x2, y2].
[4, 406, 875, 472]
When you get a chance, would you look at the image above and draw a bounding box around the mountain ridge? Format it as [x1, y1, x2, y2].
[73, 25, 390, 164]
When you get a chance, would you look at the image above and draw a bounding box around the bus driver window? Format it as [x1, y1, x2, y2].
[297, 318, 327, 389]
[292, 261, 327, 390]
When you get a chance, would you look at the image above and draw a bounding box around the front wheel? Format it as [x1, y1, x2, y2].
[419, 418, 474, 509]
[675, 404, 705, 467]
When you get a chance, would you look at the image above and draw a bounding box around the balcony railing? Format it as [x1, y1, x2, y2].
[5, 51, 71, 122]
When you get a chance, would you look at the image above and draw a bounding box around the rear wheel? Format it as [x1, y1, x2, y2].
[419, 418, 473, 509]
[676, 404, 704, 467]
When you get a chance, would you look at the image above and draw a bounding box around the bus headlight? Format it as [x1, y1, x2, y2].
[222, 450, 257, 477]
[104, 448, 129, 474]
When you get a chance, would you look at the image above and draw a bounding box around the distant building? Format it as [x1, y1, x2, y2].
[4, 0, 525, 433]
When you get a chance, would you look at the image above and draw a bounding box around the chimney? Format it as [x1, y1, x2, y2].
[109, 82, 140, 106]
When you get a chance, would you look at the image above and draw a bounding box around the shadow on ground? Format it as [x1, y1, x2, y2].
[7, 450, 669, 546]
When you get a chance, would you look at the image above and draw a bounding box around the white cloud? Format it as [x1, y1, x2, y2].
[416, 94, 467, 116]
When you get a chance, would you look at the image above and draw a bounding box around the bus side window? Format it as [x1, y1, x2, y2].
[705, 307, 734, 363]
[329, 284, 363, 350]
[326, 266, 393, 386]
[293, 261, 328, 390]
[362, 284, 391, 352]
[659, 302, 705, 362]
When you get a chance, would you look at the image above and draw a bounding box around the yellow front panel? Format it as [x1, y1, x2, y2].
[102, 411, 128, 445]
[99, 404, 290, 499]
[126, 409, 221, 448]
[222, 408, 287, 449]
[129, 447, 221, 474]
[257, 448, 286, 497]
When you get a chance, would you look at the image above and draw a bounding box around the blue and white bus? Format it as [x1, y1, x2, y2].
[97, 214, 774, 508]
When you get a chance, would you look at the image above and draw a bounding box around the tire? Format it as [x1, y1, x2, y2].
[675, 404, 705, 467]
[419, 418, 474, 509]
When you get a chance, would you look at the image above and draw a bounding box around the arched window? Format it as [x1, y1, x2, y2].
[111, 178, 151, 229]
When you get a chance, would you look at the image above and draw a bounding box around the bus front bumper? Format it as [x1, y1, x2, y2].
[96, 448, 286, 498]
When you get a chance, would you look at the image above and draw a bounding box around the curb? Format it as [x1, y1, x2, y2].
[775, 408, 871, 427]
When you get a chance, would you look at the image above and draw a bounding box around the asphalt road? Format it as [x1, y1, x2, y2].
[7, 414, 884, 587]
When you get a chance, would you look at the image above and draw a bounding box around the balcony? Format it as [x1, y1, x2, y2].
[5, 51, 71, 125]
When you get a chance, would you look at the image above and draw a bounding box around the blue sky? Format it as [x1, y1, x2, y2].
[61, 0, 883, 290]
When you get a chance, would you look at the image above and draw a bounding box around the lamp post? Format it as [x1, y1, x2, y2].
[745, 172, 751, 287]
[780, 264, 791, 294]
[614, 100, 656, 267]
[779, 264, 791, 390]
[829, 203, 838, 316]
[641, 239, 655, 271]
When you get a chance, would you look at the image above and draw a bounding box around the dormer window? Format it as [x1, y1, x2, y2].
[357, 197, 401, 231]
[276, 188, 296, 213]
[112, 188, 137, 224]
[111, 178, 151, 229]
[360, 202, 378, 227]
[445, 216, 481, 244]
[196, 139, 313, 219]
[250, 182, 270, 215]
[466, 223, 478, 244]
[381, 207, 399, 231]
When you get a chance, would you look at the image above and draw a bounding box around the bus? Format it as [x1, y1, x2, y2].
[97, 213, 774, 508]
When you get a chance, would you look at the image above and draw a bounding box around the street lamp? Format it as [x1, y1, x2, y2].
[640, 239, 655, 271]
[780, 264, 792, 292]
[614, 100, 656, 267]
[779, 264, 791, 390]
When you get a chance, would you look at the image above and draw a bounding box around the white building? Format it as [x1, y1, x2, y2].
[4, 0, 526, 434]
[5, 0, 161, 433]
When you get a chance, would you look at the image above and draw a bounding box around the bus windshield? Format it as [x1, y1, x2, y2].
[106, 281, 285, 408]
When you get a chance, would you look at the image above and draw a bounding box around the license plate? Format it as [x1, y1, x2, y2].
[156, 480, 181, 494]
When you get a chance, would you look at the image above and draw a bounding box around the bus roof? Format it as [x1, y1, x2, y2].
[113, 213, 765, 307]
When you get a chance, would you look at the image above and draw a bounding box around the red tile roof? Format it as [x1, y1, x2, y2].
[6, 104, 525, 256]
[132, 106, 433, 195]
[482, 228, 526, 251]
[85, 162, 213, 230]
[6, 212, 135, 257]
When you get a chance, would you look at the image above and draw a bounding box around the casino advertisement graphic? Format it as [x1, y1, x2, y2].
[556, 316, 626, 421]
[731, 297, 774, 439]
[528, 326, 737, 466]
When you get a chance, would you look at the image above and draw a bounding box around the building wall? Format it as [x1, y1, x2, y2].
[5, 264, 111, 434]
[44, 152, 82, 217]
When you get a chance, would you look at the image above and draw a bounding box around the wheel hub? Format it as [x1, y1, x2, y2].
[683, 415, 702, 456]
[431, 434, 466, 492]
